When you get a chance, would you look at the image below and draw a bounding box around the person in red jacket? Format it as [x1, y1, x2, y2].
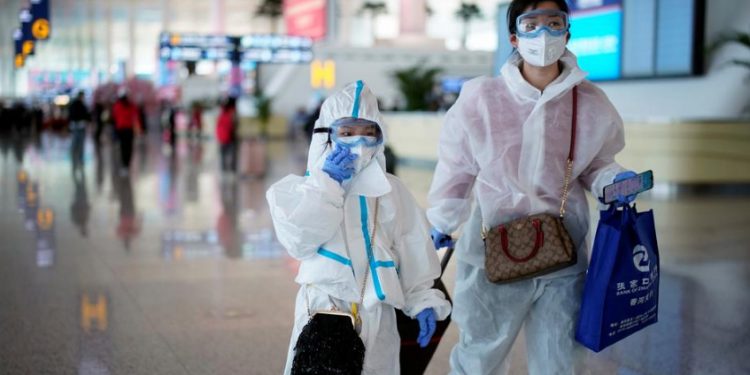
[215, 97, 237, 175]
[111, 88, 140, 175]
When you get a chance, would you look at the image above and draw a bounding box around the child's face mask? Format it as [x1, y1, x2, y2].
[340, 142, 378, 174]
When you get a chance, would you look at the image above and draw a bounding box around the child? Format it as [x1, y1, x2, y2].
[266, 80, 451, 374]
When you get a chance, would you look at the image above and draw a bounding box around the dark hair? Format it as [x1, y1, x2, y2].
[507, 0, 570, 35]
[223, 97, 236, 110]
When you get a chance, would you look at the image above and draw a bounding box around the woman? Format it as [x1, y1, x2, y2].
[427, 1, 636, 374]
[267, 81, 451, 374]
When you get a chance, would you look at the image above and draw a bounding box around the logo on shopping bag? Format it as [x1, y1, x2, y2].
[632, 245, 650, 272]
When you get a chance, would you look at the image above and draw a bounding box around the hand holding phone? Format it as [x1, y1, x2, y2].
[602, 170, 654, 205]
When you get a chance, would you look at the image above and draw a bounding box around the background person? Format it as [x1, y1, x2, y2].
[111, 88, 140, 175]
[215, 97, 238, 175]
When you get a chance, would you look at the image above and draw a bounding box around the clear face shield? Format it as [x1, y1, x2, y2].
[314, 117, 384, 148]
[313, 117, 384, 177]
[516, 9, 569, 38]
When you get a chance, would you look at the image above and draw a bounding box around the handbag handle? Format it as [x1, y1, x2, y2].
[498, 219, 544, 263]
[351, 198, 379, 325]
[305, 198, 379, 321]
[559, 86, 578, 218]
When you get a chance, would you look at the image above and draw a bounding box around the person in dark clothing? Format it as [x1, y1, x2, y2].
[168, 105, 178, 151]
[383, 144, 398, 175]
[0, 103, 9, 134]
[69, 92, 90, 124]
[69, 92, 90, 164]
[111, 89, 140, 175]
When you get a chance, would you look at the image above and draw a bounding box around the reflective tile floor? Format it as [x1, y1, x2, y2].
[0, 131, 748, 375]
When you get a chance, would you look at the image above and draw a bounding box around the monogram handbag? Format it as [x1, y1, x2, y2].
[482, 86, 580, 284]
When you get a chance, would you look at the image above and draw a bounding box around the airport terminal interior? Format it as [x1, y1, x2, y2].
[1, 0, 749, 374]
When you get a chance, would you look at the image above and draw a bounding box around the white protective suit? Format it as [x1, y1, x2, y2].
[427, 51, 626, 374]
[267, 80, 451, 374]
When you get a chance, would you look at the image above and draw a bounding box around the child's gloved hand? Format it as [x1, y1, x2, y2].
[613, 171, 638, 205]
[416, 308, 437, 348]
[322, 145, 358, 184]
[430, 228, 454, 250]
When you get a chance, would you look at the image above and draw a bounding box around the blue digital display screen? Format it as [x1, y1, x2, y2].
[568, 6, 623, 80]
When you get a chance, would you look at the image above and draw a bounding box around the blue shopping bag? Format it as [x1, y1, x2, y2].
[576, 204, 659, 352]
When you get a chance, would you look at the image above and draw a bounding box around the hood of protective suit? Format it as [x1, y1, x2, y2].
[307, 80, 390, 197]
[502, 49, 588, 104]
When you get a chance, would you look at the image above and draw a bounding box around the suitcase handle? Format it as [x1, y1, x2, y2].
[440, 247, 454, 277]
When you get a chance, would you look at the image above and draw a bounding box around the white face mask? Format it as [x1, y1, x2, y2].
[517, 32, 566, 67]
[347, 144, 378, 174]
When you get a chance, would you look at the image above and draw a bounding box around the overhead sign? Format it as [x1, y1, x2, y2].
[13, 29, 25, 68]
[19, 8, 35, 56]
[160, 33, 233, 49]
[159, 32, 313, 64]
[284, 0, 327, 40]
[11, 1, 51, 69]
[240, 34, 313, 63]
[158, 32, 237, 61]
[310, 59, 335, 89]
[31, 0, 51, 40]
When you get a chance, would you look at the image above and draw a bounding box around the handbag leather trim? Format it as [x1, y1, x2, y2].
[499, 218, 543, 263]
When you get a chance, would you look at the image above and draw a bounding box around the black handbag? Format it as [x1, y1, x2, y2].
[291, 308, 366, 375]
[291, 200, 380, 375]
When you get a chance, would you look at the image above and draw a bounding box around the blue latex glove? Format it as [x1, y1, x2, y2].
[613, 171, 638, 205]
[322, 145, 358, 184]
[416, 308, 437, 348]
[430, 228, 454, 250]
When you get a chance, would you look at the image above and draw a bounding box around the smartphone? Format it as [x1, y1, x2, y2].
[602, 170, 653, 204]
